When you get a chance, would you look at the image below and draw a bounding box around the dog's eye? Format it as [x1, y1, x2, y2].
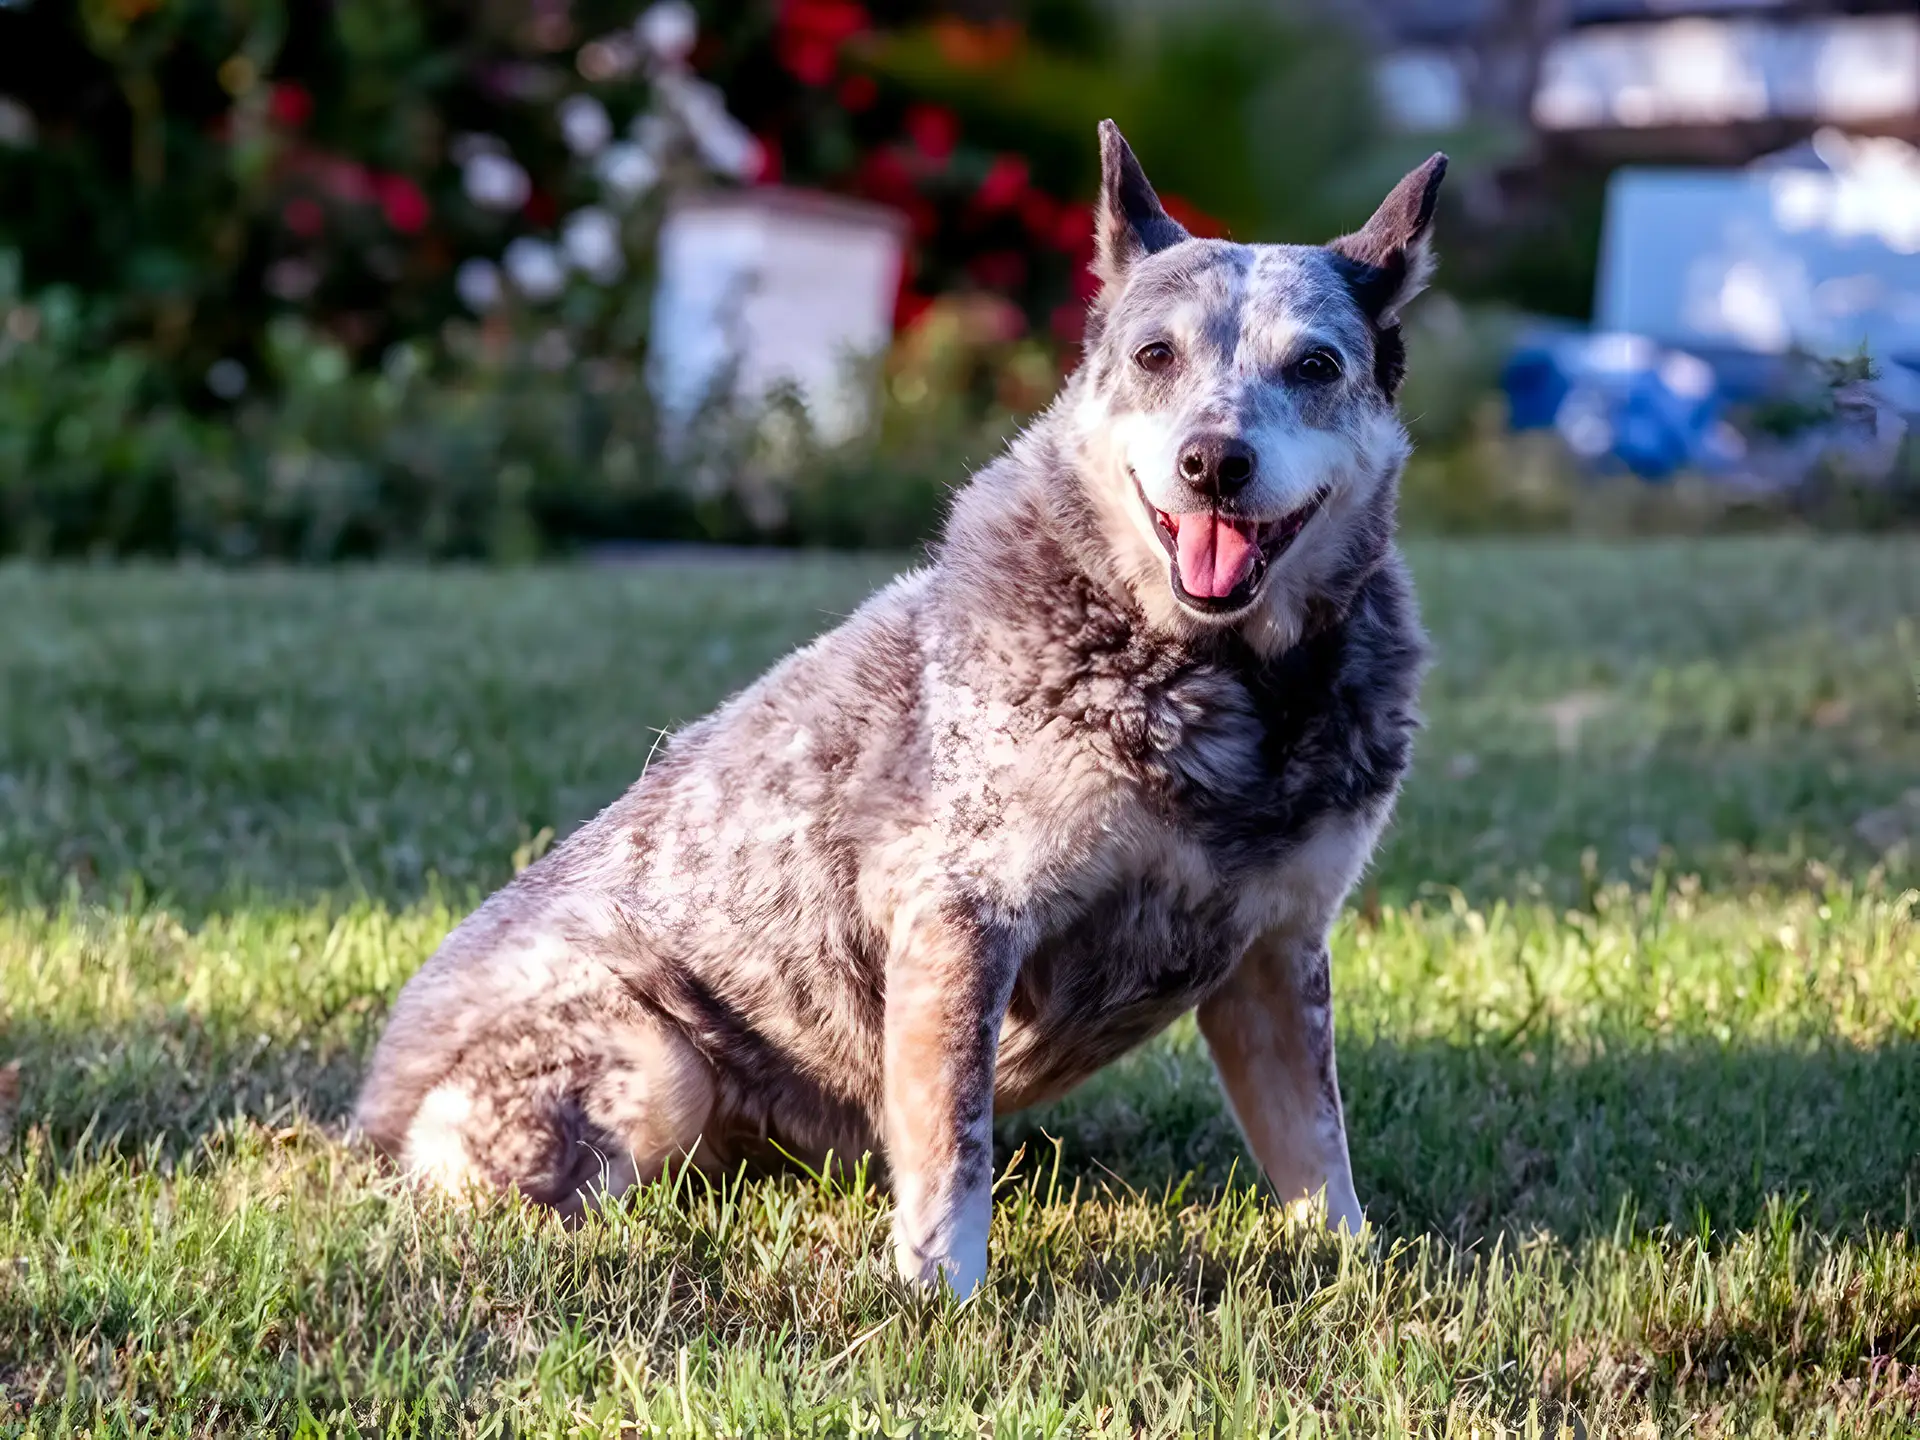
[1292, 348, 1342, 384]
[1134, 341, 1176, 374]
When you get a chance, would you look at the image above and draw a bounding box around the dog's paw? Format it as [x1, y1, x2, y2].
[892, 1222, 988, 1298]
[1280, 1181, 1366, 1238]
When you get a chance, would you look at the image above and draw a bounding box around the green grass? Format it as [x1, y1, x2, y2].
[2, 539, 1918, 1436]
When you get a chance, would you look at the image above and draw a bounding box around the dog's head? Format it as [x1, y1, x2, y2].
[1067, 121, 1444, 647]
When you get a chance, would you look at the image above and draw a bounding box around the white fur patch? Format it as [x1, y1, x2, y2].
[1241, 424, 1362, 509]
[1235, 806, 1389, 939]
[1377, 235, 1435, 326]
[405, 1083, 481, 1194]
[892, 1176, 992, 1298]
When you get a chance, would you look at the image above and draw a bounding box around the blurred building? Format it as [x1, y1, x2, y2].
[1349, 1, 1920, 478]
[1353, 1, 1920, 160]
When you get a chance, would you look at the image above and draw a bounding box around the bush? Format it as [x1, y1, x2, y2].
[0, 0, 1453, 556]
[0, 259, 1033, 558]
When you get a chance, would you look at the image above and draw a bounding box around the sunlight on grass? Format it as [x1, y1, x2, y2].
[2, 539, 1918, 1434]
[3, 880, 1914, 1433]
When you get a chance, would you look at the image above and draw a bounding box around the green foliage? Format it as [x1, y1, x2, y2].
[0, 261, 996, 556]
[1, 545, 1918, 1432]
[869, 0, 1418, 244]
[0, 0, 665, 378]
[0, 284, 692, 559]
[1743, 350, 1879, 440]
[1444, 169, 1611, 322]
[1396, 318, 1920, 536]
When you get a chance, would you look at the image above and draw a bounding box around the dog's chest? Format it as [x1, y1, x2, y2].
[982, 716, 1301, 1112]
[993, 867, 1241, 1110]
[968, 621, 1407, 1110]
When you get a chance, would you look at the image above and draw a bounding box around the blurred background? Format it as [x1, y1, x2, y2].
[0, 0, 1916, 560]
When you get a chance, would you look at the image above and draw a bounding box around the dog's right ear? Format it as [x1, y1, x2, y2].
[1094, 120, 1189, 290]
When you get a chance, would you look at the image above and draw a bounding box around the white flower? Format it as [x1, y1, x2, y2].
[660, 72, 756, 179]
[451, 132, 502, 164]
[0, 96, 35, 148]
[206, 359, 248, 400]
[630, 113, 672, 153]
[503, 238, 566, 301]
[264, 257, 319, 301]
[577, 33, 642, 83]
[455, 257, 503, 313]
[462, 151, 531, 212]
[531, 329, 574, 372]
[595, 142, 660, 205]
[557, 94, 612, 157]
[636, 2, 698, 64]
[561, 207, 625, 284]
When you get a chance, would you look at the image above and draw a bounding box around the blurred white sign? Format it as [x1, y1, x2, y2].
[1597, 137, 1920, 362]
[649, 188, 907, 445]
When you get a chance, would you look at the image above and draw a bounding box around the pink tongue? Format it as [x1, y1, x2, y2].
[1174, 514, 1260, 599]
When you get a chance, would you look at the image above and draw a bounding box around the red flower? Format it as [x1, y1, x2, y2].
[967, 249, 1026, 292]
[894, 286, 933, 331]
[1051, 203, 1092, 256]
[837, 72, 878, 112]
[750, 137, 783, 184]
[522, 189, 558, 228]
[975, 155, 1028, 212]
[903, 195, 939, 240]
[856, 147, 916, 204]
[375, 174, 430, 234]
[319, 159, 375, 204]
[777, 35, 838, 86]
[1050, 300, 1087, 345]
[777, 0, 868, 85]
[1159, 194, 1225, 239]
[1072, 259, 1103, 303]
[781, 0, 868, 43]
[904, 104, 957, 165]
[283, 196, 325, 237]
[1017, 190, 1057, 239]
[268, 82, 312, 129]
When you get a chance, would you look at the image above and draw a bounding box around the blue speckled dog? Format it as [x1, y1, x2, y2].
[359, 123, 1445, 1295]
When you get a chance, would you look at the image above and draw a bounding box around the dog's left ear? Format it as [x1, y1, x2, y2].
[1327, 153, 1447, 327]
[1094, 120, 1189, 290]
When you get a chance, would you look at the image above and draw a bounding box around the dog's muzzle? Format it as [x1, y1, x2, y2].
[1133, 473, 1330, 616]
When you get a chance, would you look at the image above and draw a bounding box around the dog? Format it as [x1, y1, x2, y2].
[357, 122, 1442, 1296]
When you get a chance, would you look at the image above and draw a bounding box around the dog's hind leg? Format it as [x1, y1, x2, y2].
[1198, 928, 1363, 1232]
[369, 991, 716, 1222]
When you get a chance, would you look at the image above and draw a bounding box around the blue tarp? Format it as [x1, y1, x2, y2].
[1501, 331, 1742, 480]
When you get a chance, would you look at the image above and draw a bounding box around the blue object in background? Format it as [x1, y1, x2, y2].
[1501, 330, 1736, 480]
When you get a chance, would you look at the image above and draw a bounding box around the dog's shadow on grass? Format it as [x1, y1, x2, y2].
[10, 1003, 1915, 1248]
[999, 1031, 1920, 1243]
[1, 1011, 370, 1160]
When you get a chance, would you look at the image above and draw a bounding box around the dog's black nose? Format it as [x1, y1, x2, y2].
[1177, 435, 1257, 498]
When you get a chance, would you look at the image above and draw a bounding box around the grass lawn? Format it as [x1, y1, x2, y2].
[1, 538, 1917, 1436]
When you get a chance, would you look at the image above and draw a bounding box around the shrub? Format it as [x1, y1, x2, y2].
[0, 257, 1025, 557]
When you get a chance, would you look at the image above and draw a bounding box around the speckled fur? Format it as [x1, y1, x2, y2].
[357, 125, 1444, 1293]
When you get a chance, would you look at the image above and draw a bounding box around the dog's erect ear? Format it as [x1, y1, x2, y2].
[1094, 120, 1189, 288]
[1327, 153, 1447, 326]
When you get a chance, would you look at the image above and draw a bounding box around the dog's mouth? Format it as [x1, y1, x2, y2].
[1135, 479, 1331, 615]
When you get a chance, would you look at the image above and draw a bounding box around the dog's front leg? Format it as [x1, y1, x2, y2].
[1197, 927, 1364, 1232]
[883, 902, 1020, 1296]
